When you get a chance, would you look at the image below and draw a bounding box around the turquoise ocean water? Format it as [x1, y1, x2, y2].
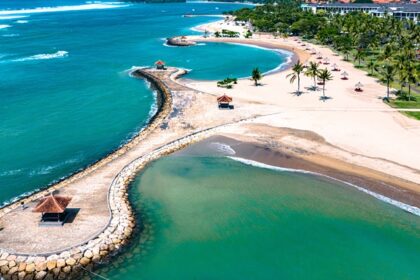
[97, 152, 420, 280]
[0, 0, 286, 204]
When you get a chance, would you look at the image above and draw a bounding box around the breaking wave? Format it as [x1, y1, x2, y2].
[13, 50, 68, 62]
[0, 3, 128, 15]
[229, 156, 420, 216]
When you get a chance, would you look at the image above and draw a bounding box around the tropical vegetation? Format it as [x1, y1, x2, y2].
[230, 1, 419, 118]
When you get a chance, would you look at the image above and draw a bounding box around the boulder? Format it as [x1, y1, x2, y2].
[65, 258, 76, 266]
[83, 250, 93, 259]
[7, 266, 18, 275]
[56, 259, 65, 268]
[62, 266, 71, 274]
[34, 271, 47, 280]
[18, 262, 26, 272]
[79, 257, 90, 266]
[25, 263, 35, 273]
[46, 261, 56, 271]
[8, 260, 16, 268]
[17, 271, 26, 280]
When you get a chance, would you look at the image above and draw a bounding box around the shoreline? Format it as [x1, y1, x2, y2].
[0, 13, 419, 279]
[188, 135, 420, 215]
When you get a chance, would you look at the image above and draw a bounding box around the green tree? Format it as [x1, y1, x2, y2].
[366, 59, 376, 76]
[376, 64, 396, 100]
[354, 48, 366, 67]
[317, 68, 333, 101]
[286, 60, 305, 95]
[251, 68, 262, 86]
[305, 61, 320, 90]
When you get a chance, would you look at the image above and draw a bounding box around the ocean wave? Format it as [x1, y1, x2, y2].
[2, 33, 19, 37]
[0, 15, 28, 20]
[0, 189, 41, 208]
[0, 169, 23, 177]
[13, 50, 68, 62]
[0, 3, 128, 16]
[16, 20, 28, 24]
[209, 142, 236, 155]
[29, 156, 83, 177]
[228, 157, 420, 216]
[0, 24, 11, 29]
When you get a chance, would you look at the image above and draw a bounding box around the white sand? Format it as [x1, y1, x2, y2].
[183, 20, 420, 185]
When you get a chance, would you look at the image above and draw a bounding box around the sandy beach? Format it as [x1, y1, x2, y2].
[183, 19, 420, 195]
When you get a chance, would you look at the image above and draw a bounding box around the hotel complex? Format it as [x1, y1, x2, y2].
[301, 3, 420, 22]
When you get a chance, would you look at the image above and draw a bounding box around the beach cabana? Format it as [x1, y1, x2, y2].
[217, 94, 233, 109]
[355, 82, 363, 92]
[341, 71, 349, 80]
[33, 194, 72, 226]
[155, 60, 166, 70]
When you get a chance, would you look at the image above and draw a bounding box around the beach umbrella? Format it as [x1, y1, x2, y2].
[355, 82, 363, 91]
[341, 71, 349, 79]
[323, 57, 330, 64]
[316, 52, 323, 59]
[331, 63, 338, 70]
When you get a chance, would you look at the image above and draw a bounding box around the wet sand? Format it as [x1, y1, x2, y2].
[184, 128, 420, 210]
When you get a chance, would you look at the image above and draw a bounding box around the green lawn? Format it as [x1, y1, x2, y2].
[389, 95, 420, 120]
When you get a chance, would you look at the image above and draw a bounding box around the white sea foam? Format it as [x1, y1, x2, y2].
[16, 20, 28, 24]
[0, 169, 23, 177]
[0, 24, 11, 29]
[29, 156, 82, 177]
[209, 142, 236, 155]
[2, 33, 19, 37]
[0, 15, 27, 20]
[229, 157, 420, 216]
[13, 50, 68, 62]
[0, 3, 127, 15]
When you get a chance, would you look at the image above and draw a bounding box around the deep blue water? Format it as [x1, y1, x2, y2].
[0, 1, 287, 204]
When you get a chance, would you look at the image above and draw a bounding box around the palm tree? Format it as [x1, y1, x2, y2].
[354, 48, 366, 67]
[376, 64, 396, 100]
[366, 59, 376, 76]
[286, 61, 305, 95]
[317, 68, 333, 101]
[251, 68, 262, 86]
[403, 63, 417, 101]
[305, 61, 320, 90]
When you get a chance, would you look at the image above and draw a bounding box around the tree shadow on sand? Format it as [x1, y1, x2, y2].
[320, 96, 333, 101]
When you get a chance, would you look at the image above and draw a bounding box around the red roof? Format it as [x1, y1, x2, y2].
[217, 95, 233, 103]
[155, 60, 165, 65]
[33, 194, 72, 214]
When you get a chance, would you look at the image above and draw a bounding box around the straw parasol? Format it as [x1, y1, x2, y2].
[341, 71, 349, 80]
[355, 82, 363, 92]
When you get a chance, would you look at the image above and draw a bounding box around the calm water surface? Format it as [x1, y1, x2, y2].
[95, 153, 420, 280]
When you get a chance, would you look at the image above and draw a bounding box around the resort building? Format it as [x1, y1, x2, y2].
[301, 3, 420, 22]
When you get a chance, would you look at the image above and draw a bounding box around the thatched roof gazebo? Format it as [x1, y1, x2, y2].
[33, 194, 72, 226]
[155, 60, 165, 70]
[217, 94, 233, 109]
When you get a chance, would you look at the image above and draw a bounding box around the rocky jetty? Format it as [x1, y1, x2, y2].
[0, 67, 228, 279]
[166, 36, 196, 47]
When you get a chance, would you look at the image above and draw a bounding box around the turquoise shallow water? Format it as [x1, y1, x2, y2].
[97, 153, 420, 280]
[0, 1, 286, 204]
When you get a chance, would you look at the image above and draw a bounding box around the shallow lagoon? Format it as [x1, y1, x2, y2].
[97, 152, 420, 280]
